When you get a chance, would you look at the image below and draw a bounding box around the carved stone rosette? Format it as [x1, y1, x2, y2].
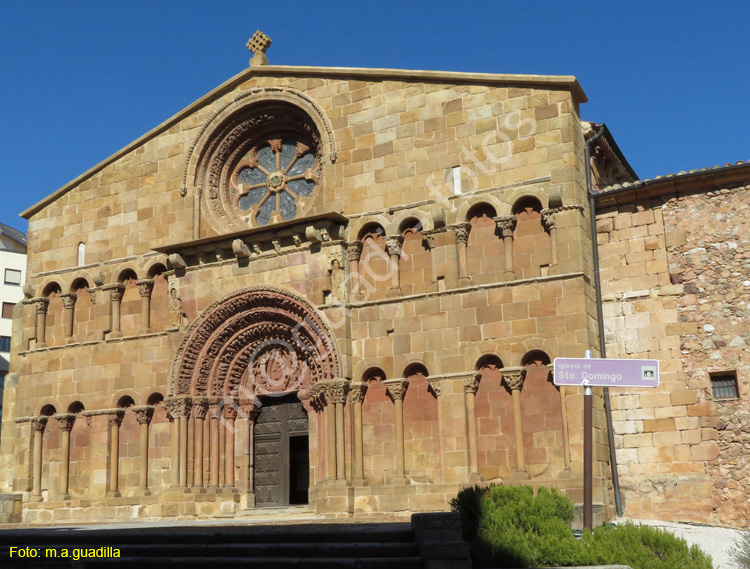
[136, 279, 155, 298]
[453, 223, 472, 245]
[494, 215, 517, 237]
[60, 293, 77, 310]
[384, 379, 408, 401]
[55, 413, 77, 432]
[502, 367, 526, 391]
[133, 405, 155, 426]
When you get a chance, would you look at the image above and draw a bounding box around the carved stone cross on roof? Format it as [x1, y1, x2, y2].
[247, 30, 272, 67]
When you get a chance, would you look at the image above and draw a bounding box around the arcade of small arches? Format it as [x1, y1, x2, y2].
[21, 261, 178, 350]
[345, 196, 582, 302]
[19, 349, 568, 504]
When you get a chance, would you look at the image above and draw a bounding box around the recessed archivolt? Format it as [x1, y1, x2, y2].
[454, 194, 509, 223]
[169, 286, 341, 398]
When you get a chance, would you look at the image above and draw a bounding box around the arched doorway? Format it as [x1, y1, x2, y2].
[169, 286, 341, 505]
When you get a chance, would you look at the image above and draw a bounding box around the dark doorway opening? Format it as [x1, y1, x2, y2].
[254, 394, 309, 507]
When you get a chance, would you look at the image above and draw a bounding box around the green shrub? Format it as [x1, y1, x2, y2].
[730, 529, 750, 568]
[450, 484, 714, 569]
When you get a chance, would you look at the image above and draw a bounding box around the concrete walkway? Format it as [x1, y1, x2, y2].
[620, 518, 748, 569]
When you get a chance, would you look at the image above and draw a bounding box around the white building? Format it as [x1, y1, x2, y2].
[0, 223, 27, 425]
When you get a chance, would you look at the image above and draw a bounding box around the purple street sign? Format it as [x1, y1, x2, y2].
[553, 358, 659, 388]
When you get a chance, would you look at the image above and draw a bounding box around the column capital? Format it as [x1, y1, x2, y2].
[163, 396, 192, 420]
[107, 409, 126, 427]
[103, 283, 127, 302]
[541, 207, 558, 231]
[384, 235, 404, 257]
[346, 241, 364, 262]
[463, 373, 481, 394]
[132, 405, 155, 426]
[239, 398, 261, 421]
[192, 397, 209, 420]
[320, 378, 350, 405]
[494, 215, 517, 237]
[452, 222, 472, 245]
[136, 279, 155, 298]
[501, 366, 526, 391]
[349, 382, 368, 404]
[223, 404, 239, 421]
[384, 379, 408, 401]
[60, 292, 77, 309]
[55, 413, 77, 432]
[31, 415, 49, 433]
[34, 297, 50, 315]
[428, 378, 443, 397]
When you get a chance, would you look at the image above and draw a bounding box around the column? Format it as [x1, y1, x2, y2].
[428, 380, 446, 482]
[60, 293, 77, 344]
[384, 235, 404, 297]
[453, 223, 472, 286]
[542, 208, 559, 268]
[385, 379, 408, 482]
[224, 404, 238, 491]
[463, 374, 481, 481]
[106, 284, 126, 338]
[163, 398, 181, 488]
[136, 279, 155, 334]
[240, 400, 259, 497]
[133, 405, 155, 495]
[551, 365, 572, 470]
[328, 379, 349, 481]
[502, 366, 529, 478]
[347, 241, 363, 300]
[107, 409, 125, 497]
[324, 389, 337, 481]
[495, 215, 517, 279]
[192, 399, 207, 491]
[55, 413, 76, 499]
[179, 401, 190, 488]
[34, 297, 50, 348]
[209, 402, 221, 490]
[422, 232, 440, 288]
[349, 382, 367, 485]
[31, 416, 48, 501]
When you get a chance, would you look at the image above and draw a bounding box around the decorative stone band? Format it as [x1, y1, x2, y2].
[346, 241, 363, 262]
[349, 382, 368, 404]
[384, 235, 404, 257]
[60, 292, 77, 309]
[384, 378, 409, 401]
[450, 223, 472, 245]
[501, 366, 526, 391]
[132, 405, 155, 426]
[136, 279, 155, 298]
[493, 215, 517, 237]
[13, 416, 34, 424]
[54, 413, 77, 432]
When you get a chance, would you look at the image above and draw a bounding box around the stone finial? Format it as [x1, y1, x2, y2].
[55, 413, 77, 432]
[247, 30, 272, 67]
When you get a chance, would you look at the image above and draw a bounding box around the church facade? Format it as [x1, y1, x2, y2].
[1, 41, 746, 527]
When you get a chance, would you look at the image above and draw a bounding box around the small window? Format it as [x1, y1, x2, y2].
[1, 303, 13, 319]
[710, 371, 739, 401]
[4, 269, 21, 286]
[0, 336, 10, 352]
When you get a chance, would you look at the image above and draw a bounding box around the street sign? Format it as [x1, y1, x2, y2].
[553, 357, 659, 388]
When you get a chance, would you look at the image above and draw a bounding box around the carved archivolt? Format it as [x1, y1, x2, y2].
[169, 286, 341, 399]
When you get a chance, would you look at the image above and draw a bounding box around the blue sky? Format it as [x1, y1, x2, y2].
[2, 1, 749, 233]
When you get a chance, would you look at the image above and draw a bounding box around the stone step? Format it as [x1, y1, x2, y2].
[0, 556, 425, 568]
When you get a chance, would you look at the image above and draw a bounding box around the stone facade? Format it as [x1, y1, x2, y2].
[596, 163, 750, 527]
[0, 61, 618, 523]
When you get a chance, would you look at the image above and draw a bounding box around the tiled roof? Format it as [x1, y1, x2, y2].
[0, 222, 28, 250]
[599, 160, 750, 193]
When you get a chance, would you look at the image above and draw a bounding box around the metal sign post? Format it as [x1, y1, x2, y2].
[553, 353, 659, 532]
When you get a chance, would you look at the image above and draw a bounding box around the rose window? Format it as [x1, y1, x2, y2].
[232, 137, 319, 226]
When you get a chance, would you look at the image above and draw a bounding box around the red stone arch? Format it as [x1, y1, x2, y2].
[169, 287, 341, 399]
